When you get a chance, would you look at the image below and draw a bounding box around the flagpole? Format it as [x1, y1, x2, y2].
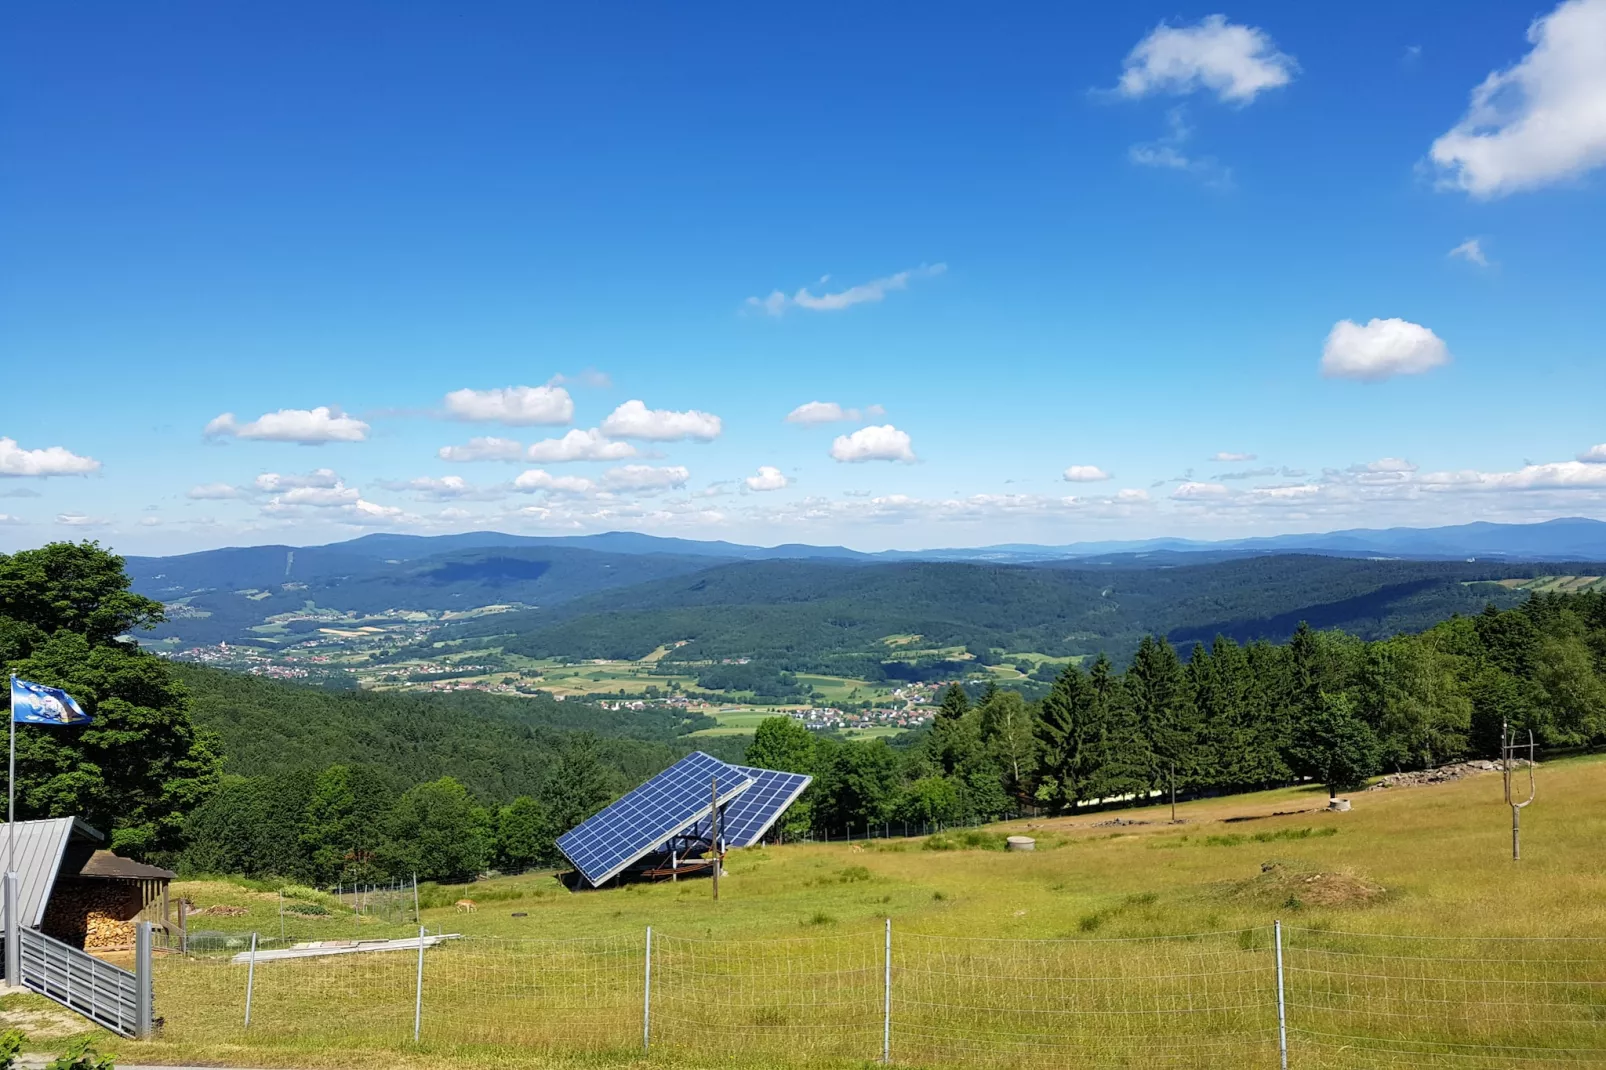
[8, 674, 15, 880]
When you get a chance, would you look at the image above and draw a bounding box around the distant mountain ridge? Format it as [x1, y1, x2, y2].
[141, 515, 1606, 569]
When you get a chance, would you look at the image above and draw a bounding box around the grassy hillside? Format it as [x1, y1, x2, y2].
[138, 753, 1606, 1069]
[453, 554, 1569, 666]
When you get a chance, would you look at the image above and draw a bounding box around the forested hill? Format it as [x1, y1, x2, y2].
[175, 663, 726, 799]
[448, 554, 1592, 665]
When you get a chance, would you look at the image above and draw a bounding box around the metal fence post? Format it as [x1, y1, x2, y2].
[243, 932, 257, 1029]
[882, 917, 892, 1064]
[413, 925, 426, 1043]
[134, 922, 153, 1038]
[3, 872, 18, 985]
[1275, 920, 1288, 1070]
[643, 926, 652, 1051]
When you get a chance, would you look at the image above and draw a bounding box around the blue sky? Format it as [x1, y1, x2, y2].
[3, 1, 1605, 554]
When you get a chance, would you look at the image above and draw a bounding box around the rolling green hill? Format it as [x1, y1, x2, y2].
[447, 554, 1574, 670]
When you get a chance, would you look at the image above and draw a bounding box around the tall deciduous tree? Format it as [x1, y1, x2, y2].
[0, 541, 221, 859]
[383, 776, 492, 882]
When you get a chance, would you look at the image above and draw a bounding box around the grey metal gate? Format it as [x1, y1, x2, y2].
[12, 925, 149, 1037]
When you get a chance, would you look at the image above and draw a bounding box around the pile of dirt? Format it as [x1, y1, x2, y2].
[1367, 760, 1531, 790]
[1091, 817, 1150, 828]
[195, 904, 248, 917]
[1227, 861, 1386, 909]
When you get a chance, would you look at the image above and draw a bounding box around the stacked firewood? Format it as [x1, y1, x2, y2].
[41, 879, 144, 951]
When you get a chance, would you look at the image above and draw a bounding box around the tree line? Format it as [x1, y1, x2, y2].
[746, 591, 1606, 833]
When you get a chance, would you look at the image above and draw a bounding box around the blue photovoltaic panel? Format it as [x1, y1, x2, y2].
[556, 751, 753, 887]
[718, 765, 813, 848]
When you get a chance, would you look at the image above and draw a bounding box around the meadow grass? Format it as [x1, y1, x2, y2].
[126, 753, 1606, 1069]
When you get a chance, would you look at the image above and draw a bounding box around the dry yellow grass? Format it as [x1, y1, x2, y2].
[119, 753, 1606, 1068]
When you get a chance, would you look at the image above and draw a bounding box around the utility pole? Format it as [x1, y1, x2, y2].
[1502, 720, 1536, 861]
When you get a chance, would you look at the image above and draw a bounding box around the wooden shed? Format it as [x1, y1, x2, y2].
[1, 818, 177, 954]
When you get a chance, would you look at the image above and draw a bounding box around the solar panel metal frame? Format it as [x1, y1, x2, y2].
[556, 752, 753, 887]
[715, 765, 814, 848]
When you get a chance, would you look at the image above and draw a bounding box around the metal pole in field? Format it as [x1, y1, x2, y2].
[1274, 920, 1288, 1070]
[244, 932, 258, 1029]
[642, 926, 652, 1051]
[278, 890, 285, 942]
[413, 925, 425, 1043]
[882, 917, 892, 1064]
[710, 776, 720, 902]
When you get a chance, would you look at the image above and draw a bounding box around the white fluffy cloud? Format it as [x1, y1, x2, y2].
[437, 437, 526, 463]
[187, 483, 242, 500]
[829, 425, 917, 464]
[254, 469, 343, 492]
[443, 385, 573, 425]
[1320, 318, 1451, 381]
[525, 428, 639, 462]
[600, 400, 722, 441]
[748, 265, 945, 316]
[1116, 15, 1296, 104]
[55, 513, 106, 527]
[513, 469, 597, 495]
[276, 482, 362, 507]
[1429, 0, 1606, 197]
[205, 406, 369, 444]
[1448, 238, 1489, 266]
[785, 401, 885, 425]
[1579, 444, 1606, 463]
[604, 465, 691, 491]
[1420, 460, 1606, 491]
[1063, 465, 1112, 482]
[745, 466, 791, 492]
[391, 476, 485, 501]
[1211, 452, 1257, 462]
[1172, 481, 1231, 500]
[0, 437, 101, 477]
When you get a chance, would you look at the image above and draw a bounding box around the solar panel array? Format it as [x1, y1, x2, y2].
[556, 751, 752, 887]
[718, 765, 813, 848]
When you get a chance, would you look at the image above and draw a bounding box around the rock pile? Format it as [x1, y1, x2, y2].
[1367, 759, 1531, 790]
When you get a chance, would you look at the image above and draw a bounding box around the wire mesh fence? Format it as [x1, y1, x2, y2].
[1282, 927, 1606, 1068]
[150, 923, 1606, 1067]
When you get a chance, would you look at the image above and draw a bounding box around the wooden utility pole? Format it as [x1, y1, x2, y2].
[710, 776, 721, 901]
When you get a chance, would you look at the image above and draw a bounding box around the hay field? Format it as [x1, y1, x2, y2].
[131, 753, 1606, 1069]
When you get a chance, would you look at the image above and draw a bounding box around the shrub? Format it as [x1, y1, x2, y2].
[46, 1038, 114, 1070]
[283, 902, 330, 916]
[921, 829, 1008, 852]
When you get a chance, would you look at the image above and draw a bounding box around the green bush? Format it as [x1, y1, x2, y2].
[46, 1038, 114, 1070]
[283, 902, 330, 916]
[921, 829, 1008, 852]
[0, 1029, 24, 1070]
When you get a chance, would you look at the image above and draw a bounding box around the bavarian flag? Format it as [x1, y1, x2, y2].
[9, 677, 92, 726]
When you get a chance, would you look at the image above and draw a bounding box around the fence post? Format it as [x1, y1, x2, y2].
[413, 925, 425, 1043]
[1275, 920, 1288, 1070]
[3, 872, 18, 985]
[882, 917, 892, 1064]
[643, 926, 652, 1051]
[135, 921, 153, 1038]
[243, 932, 257, 1029]
[412, 872, 420, 926]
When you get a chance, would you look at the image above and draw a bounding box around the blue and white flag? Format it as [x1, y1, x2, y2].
[9, 677, 92, 726]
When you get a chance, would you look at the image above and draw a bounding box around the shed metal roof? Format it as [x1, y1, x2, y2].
[0, 817, 104, 928]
